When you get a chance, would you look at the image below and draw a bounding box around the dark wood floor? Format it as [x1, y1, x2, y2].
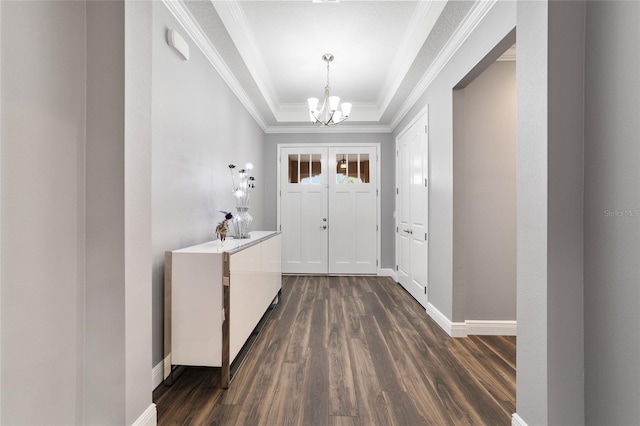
[154, 275, 516, 425]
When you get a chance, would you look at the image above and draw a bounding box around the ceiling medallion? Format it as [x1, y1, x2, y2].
[307, 53, 352, 127]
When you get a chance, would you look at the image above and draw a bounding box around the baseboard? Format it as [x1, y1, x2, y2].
[379, 268, 397, 281]
[426, 303, 464, 337]
[132, 403, 157, 426]
[152, 359, 165, 390]
[466, 320, 517, 336]
[512, 413, 528, 426]
[426, 303, 517, 337]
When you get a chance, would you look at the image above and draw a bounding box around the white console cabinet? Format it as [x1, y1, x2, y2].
[164, 231, 281, 387]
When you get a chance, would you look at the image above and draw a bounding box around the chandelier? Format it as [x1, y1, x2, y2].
[307, 53, 352, 126]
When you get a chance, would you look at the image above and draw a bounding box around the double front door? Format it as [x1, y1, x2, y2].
[279, 145, 378, 275]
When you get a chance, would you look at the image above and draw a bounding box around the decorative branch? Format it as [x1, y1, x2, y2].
[228, 163, 256, 207]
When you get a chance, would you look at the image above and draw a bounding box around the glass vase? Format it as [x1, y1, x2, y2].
[232, 206, 253, 239]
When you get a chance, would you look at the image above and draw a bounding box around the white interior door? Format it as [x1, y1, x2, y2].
[328, 147, 378, 274]
[280, 148, 328, 274]
[396, 109, 429, 307]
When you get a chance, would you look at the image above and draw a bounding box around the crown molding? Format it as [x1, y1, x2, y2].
[389, 0, 498, 131]
[377, 0, 447, 117]
[265, 124, 392, 134]
[212, 1, 281, 113]
[161, 0, 268, 132]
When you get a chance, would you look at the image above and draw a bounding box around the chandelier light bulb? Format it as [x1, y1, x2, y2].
[308, 97, 319, 112]
[341, 102, 352, 117]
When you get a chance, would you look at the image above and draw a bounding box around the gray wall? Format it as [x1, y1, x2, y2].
[392, 1, 516, 321]
[263, 133, 394, 268]
[517, 1, 586, 424]
[1, 1, 153, 424]
[584, 1, 640, 424]
[1, 2, 86, 423]
[151, 4, 266, 367]
[453, 60, 516, 322]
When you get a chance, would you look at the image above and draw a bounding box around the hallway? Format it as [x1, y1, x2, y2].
[154, 276, 516, 425]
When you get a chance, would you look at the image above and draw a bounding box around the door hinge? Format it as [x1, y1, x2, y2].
[280, 224, 282, 231]
[396, 188, 399, 195]
[396, 150, 399, 157]
[425, 125, 428, 134]
[376, 189, 379, 196]
[425, 233, 428, 241]
[396, 226, 398, 233]
[425, 178, 428, 187]
[279, 190, 282, 196]
[376, 260, 379, 266]
[395, 265, 398, 271]
[376, 225, 379, 231]
[424, 286, 427, 294]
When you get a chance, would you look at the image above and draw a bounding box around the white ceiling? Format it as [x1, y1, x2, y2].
[177, 0, 482, 132]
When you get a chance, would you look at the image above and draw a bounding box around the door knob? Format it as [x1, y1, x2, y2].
[320, 225, 327, 229]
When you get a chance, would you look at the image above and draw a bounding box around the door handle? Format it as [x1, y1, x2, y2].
[403, 229, 411, 234]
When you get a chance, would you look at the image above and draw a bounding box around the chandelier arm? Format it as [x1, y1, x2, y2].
[310, 110, 321, 125]
[333, 115, 348, 125]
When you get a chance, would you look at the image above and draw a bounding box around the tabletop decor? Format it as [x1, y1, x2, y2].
[228, 163, 255, 238]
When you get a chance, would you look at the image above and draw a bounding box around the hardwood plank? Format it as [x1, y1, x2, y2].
[154, 275, 516, 426]
[329, 415, 359, 426]
[347, 336, 394, 426]
[264, 361, 307, 425]
[328, 322, 358, 416]
[300, 351, 329, 426]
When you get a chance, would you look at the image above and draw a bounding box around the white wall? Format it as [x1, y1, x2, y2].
[263, 133, 394, 268]
[453, 60, 516, 322]
[584, 1, 640, 424]
[151, 4, 266, 367]
[392, 1, 516, 321]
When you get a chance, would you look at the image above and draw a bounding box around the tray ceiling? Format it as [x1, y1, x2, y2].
[177, 0, 481, 132]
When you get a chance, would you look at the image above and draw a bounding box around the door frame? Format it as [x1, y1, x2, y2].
[277, 143, 381, 275]
[395, 105, 429, 301]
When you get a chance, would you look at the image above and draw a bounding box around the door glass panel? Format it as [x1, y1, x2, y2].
[337, 153, 366, 184]
[335, 154, 347, 176]
[288, 154, 299, 183]
[359, 154, 370, 183]
[290, 153, 323, 184]
[307, 153, 322, 184]
[300, 154, 310, 182]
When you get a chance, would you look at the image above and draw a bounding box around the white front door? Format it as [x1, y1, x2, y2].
[280, 148, 328, 274]
[396, 109, 429, 307]
[328, 147, 378, 274]
[279, 145, 379, 275]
